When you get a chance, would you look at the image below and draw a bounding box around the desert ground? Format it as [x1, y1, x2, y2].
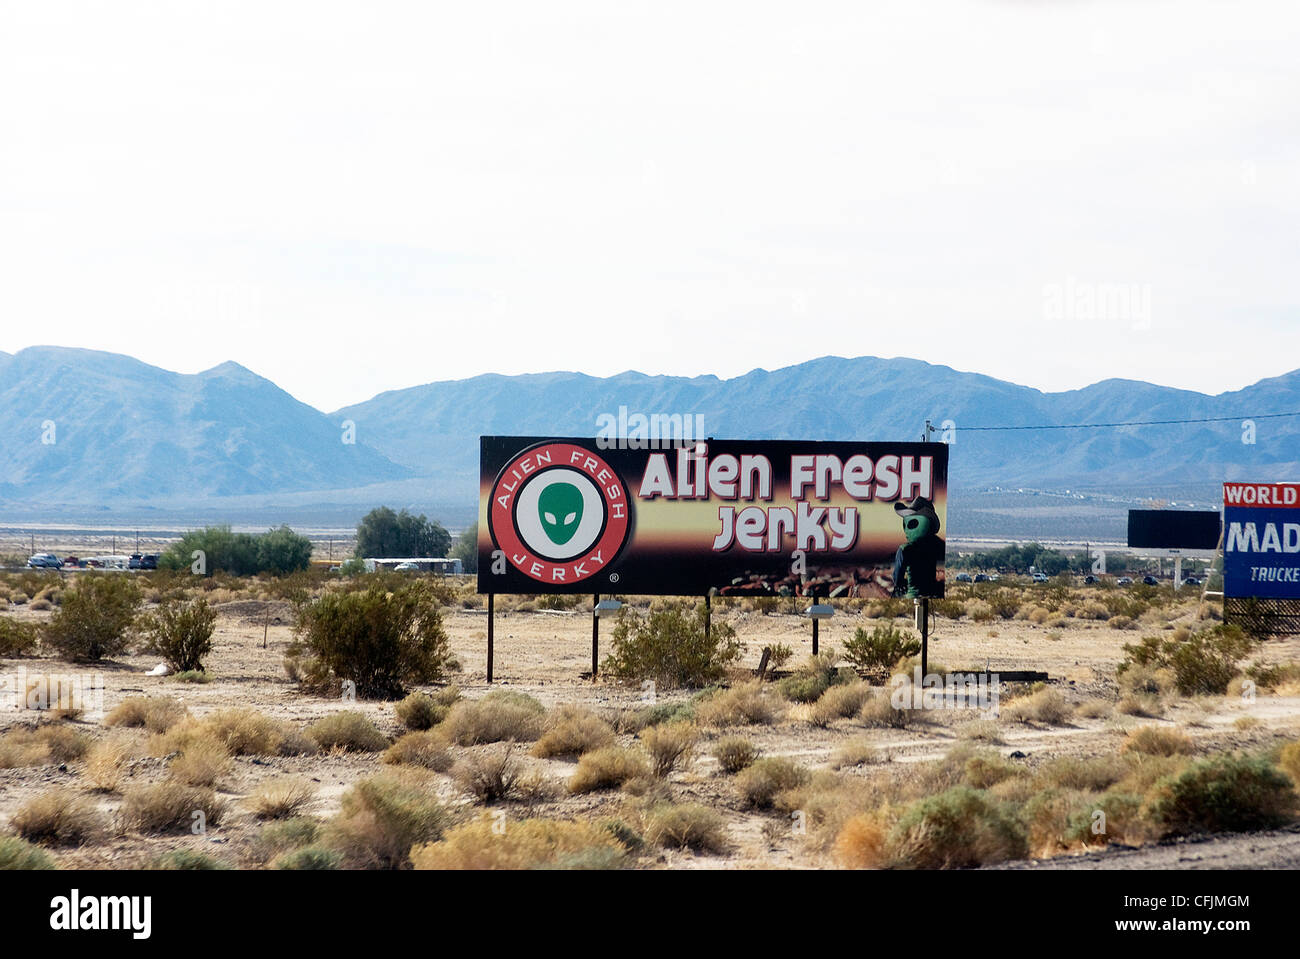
[1, 572, 1299, 870]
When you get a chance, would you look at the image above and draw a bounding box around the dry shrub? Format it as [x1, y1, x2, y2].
[887, 786, 1027, 868]
[1279, 742, 1300, 784]
[1077, 600, 1110, 620]
[0, 725, 89, 768]
[105, 695, 190, 734]
[248, 778, 317, 819]
[1075, 698, 1112, 719]
[1123, 725, 1196, 757]
[412, 817, 624, 870]
[157, 708, 315, 757]
[1233, 715, 1260, 731]
[38, 725, 90, 763]
[959, 720, 1003, 743]
[1065, 792, 1149, 848]
[712, 737, 759, 774]
[964, 752, 1024, 789]
[641, 722, 698, 778]
[1117, 693, 1164, 718]
[1035, 755, 1127, 792]
[383, 730, 454, 771]
[1002, 689, 1073, 726]
[736, 757, 810, 808]
[453, 746, 522, 803]
[84, 737, 133, 792]
[442, 691, 545, 746]
[694, 682, 782, 727]
[643, 802, 728, 852]
[121, 782, 225, 833]
[833, 811, 890, 868]
[531, 705, 615, 759]
[12, 789, 106, 846]
[325, 773, 448, 869]
[810, 681, 872, 727]
[859, 691, 914, 729]
[394, 687, 461, 730]
[830, 737, 880, 770]
[568, 746, 650, 794]
[169, 736, 232, 787]
[308, 712, 389, 752]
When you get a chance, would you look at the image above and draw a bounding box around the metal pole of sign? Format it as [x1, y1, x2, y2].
[591, 593, 600, 681]
[919, 597, 930, 678]
[486, 594, 495, 684]
[812, 616, 819, 656]
[704, 593, 711, 639]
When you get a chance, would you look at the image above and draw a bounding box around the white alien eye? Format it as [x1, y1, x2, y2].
[563, 512, 577, 525]
[544, 512, 557, 524]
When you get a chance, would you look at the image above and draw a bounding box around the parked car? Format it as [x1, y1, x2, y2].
[954, 572, 972, 583]
[26, 553, 62, 569]
[1182, 575, 1201, 586]
[973, 573, 990, 583]
[393, 562, 419, 572]
[1142, 574, 1160, 586]
[1031, 572, 1050, 583]
[128, 554, 143, 569]
[140, 554, 158, 570]
[1116, 576, 1134, 586]
[1083, 575, 1098, 584]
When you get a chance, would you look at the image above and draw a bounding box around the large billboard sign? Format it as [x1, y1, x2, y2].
[478, 436, 948, 597]
[1223, 482, 1300, 599]
[1127, 509, 1222, 550]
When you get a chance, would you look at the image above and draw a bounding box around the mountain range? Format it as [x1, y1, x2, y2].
[2, 346, 1297, 539]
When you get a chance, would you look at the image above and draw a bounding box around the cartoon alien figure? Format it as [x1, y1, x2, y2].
[890, 495, 944, 598]
[538, 481, 584, 547]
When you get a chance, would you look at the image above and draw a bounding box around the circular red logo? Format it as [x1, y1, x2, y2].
[489, 442, 629, 586]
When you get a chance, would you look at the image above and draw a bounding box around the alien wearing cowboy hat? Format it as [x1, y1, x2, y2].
[890, 495, 945, 598]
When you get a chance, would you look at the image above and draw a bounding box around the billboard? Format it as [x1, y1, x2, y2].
[1223, 482, 1300, 599]
[1127, 509, 1221, 550]
[478, 436, 948, 597]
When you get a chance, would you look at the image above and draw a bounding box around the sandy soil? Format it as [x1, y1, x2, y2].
[2, 597, 1299, 870]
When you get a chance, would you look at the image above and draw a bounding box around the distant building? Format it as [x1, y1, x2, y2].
[362, 557, 463, 575]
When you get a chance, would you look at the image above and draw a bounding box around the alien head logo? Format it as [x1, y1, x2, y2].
[539, 482, 584, 545]
[488, 442, 631, 586]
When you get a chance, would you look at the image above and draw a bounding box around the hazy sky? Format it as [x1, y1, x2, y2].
[3, 1, 1297, 412]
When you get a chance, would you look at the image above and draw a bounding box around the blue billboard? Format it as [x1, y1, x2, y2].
[1223, 482, 1300, 600]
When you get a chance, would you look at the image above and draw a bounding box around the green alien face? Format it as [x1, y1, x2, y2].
[538, 482, 584, 545]
[903, 513, 934, 545]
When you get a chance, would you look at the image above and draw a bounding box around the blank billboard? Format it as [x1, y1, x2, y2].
[1127, 509, 1221, 550]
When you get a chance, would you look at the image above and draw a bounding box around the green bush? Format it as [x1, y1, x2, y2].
[1119, 624, 1256, 696]
[292, 579, 452, 698]
[0, 618, 39, 657]
[712, 737, 759, 774]
[844, 621, 920, 675]
[274, 845, 342, 870]
[42, 574, 141, 662]
[394, 688, 460, 730]
[152, 849, 231, 870]
[777, 650, 840, 703]
[158, 524, 312, 576]
[355, 507, 451, 560]
[140, 597, 217, 673]
[1143, 755, 1298, 837]
[602, 604, 741, 688]
[308, 712, 389, 752]
[0, 836, 57, 870]
[735, 757, 810, 808]
[888, 787, 1027, 868]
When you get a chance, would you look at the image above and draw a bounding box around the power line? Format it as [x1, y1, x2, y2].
[958, 411, 1300, 432]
